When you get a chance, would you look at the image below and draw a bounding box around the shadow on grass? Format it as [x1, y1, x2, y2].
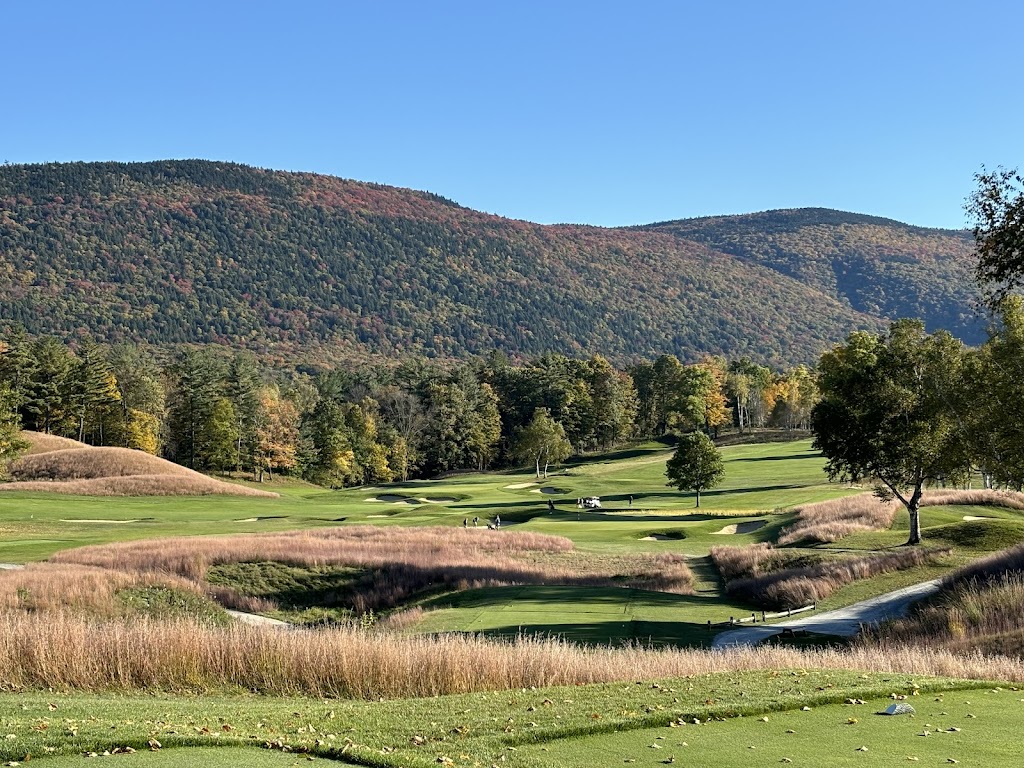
[444, 619, 717, 648]
[728, 452, 821, 463]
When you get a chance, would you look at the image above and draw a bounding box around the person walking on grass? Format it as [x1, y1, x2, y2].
[473, 516, 479, 527]
[495, 514, 501, 528]
[463, 518, 468, 528]
[547, 498, 554, 512]
[629, 494, 633, 507]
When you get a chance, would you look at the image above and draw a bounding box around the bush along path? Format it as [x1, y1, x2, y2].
[712, 578, 942, 648]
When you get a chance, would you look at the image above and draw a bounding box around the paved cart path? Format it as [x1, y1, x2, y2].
[712, 578, 941, 648]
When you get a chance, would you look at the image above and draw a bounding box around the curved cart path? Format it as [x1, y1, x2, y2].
[712, 578, 941, 648]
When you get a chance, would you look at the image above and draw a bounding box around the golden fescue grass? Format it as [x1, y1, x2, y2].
[777, 488, 1024, 545]
[711, 543, 950, 609]
[862, 573, 1024, 657]
[0, 612, 1020, 697]
[12, 447, 196, 479]
[53, 527, 693, 612]
[0, 474, 278, 497]
[0, 563, 205, 617]
[18, 430, 89, 455]
[921, 488, 1024, 510]
[778, 493, 897, 545]
[3, 446, 277, 497]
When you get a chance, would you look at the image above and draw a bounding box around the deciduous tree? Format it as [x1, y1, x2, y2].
[665, 431, 724, 508]
[811, 320, 970, 545]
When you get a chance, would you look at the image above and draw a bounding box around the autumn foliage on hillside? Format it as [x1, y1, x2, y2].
[0, 160, 977, 366]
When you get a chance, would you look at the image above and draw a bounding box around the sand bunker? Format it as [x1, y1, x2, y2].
[963, 515, 990, 521]
[504, 482, 537, 490]
[419, 496, 458, 503]
[640, 533, 675, 541]
[711, 520, 768, 535]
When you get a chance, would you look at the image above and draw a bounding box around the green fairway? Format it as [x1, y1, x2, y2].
[0, 439, 847, 563]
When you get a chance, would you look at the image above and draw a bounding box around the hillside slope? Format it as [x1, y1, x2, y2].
[641, 208, 982, 344]
[0, 161, 980, 364]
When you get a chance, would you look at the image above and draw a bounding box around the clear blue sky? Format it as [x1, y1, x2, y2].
[5, 1, 1020, 229]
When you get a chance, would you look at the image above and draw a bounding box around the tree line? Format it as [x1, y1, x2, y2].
[0, 334, 818, 484]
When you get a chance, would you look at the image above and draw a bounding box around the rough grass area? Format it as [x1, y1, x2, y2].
[778, 493, 898, 544]
[5, 447, 277, 497]
[18, 430, 88, 455]
[863, 539, 1024, 656]
[0, 612, 1018, 697]
[0, 563, 223, 620]
[712, 543, 951, 609]
[52, 527, 694, 614]
[778, 489, 1024, 545]
[0, 674, 996, 767]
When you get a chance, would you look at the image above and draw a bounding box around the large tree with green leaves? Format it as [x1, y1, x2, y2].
[512, 408, 572, 479]
[665, 431, 724, 508]
[0, 385, 29, 474]
[811, 320, 970, 545]
[969, 167, 1024, 308]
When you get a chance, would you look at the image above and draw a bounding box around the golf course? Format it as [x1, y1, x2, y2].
[1, 434, 1023, 765]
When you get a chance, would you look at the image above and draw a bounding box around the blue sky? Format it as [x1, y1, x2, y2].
[5, 1, 1020, 229]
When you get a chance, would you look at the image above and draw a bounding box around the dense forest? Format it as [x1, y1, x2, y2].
[641, 209, 980, 343]
[0, 161, 981, 367]
[0, 332, 817, 485]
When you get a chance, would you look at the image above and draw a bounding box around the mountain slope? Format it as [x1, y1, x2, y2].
[641, 208, 982, 344]
[0, 161, 979, 365]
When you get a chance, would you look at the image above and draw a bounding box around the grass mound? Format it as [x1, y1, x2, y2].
[4, 445, 277, 498]
[928, 519, 1024, 550]
[19, 430, 89, 455]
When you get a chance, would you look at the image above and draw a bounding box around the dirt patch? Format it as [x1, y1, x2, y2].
[504, 482, 536, 490]
[711, 520, 768, 535]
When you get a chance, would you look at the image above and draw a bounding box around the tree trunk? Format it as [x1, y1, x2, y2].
[535, 457, 541, 478]
[695, 489, 701, 508]
[905, 486, 923, 545]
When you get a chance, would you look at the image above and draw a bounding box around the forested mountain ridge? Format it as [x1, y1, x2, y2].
[640, 208, 981, 344]
[0, 161, 979, 365]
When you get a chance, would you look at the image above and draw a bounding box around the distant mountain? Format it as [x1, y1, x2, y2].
[0, 161, 983, 366]
[640, 208, 981, 345]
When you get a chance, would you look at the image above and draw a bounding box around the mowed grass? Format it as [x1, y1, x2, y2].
[529, 686, 1023, 767]
[0, 672, 995, 768]
[0, 440, 843, 563]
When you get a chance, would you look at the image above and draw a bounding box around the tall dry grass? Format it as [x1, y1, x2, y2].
[860, 573, 1024, 657]
[712, 543, 949, 609]
[778, 494, 897, 545]
[18, 431, 89, 456]
[0, 474, 278, 497]
[779, 489, 1024, 546]
[4, 446, 277, 498]
[0, 611, 1021, 697]
[52, 527, 693, 612]
[0, 564, 206, 617]
[942, 541, 1024, 588]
